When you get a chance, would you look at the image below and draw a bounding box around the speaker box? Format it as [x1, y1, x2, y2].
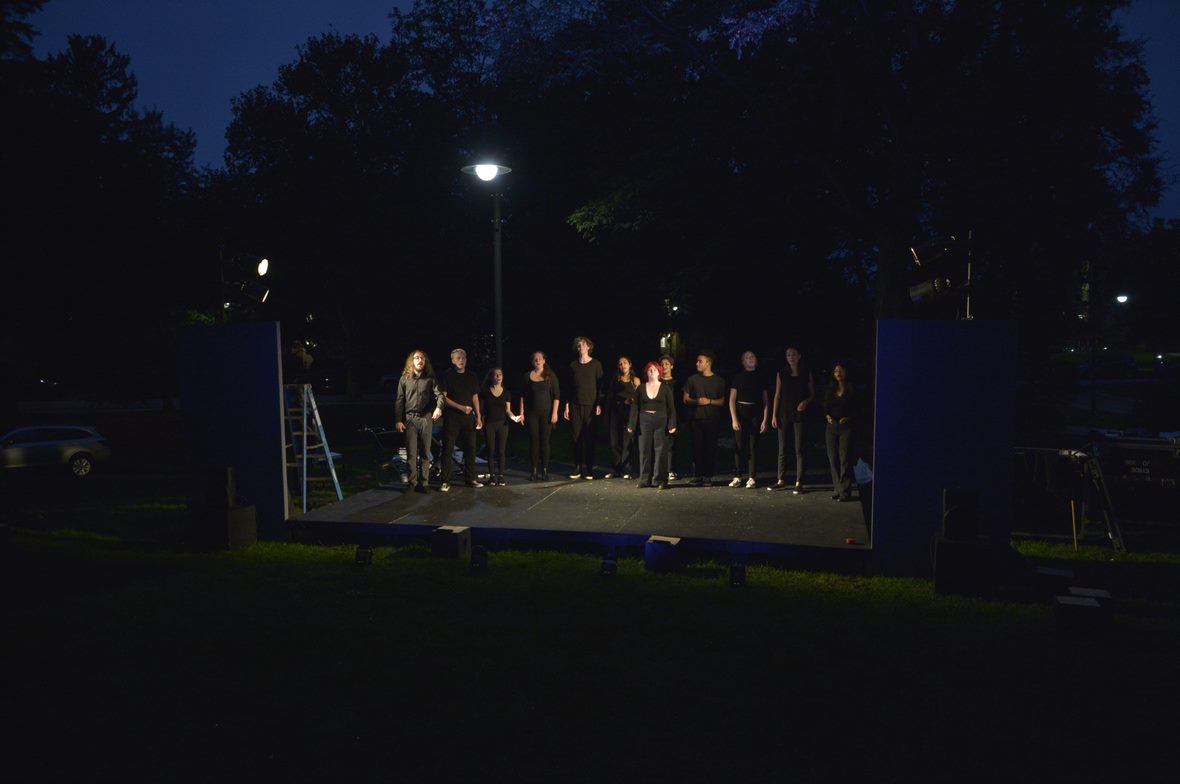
[431, 525, 471, 559]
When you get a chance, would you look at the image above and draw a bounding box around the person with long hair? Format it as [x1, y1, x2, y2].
[771, 346, 816, 494]
[394, 349, 444, 493]
[604, 355, 641, 479]
[728, 350, 769, 488]
[628, 361, 678, 489]
[824, 362, 856, 502]
[563, 336, 604, 479]
[480, 367, 520, 486]
[519, 351, 561, 480]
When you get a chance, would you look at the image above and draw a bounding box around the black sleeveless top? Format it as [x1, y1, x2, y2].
[777, 369, 810, 422]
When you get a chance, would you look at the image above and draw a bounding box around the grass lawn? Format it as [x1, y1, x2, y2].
[4, 527, 1179, 782]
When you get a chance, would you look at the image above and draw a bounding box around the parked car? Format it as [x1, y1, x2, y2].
[0, 426, 112, 477]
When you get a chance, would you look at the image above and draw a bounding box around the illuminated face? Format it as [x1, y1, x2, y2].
[660, 358, 673, 377]
[492, 368, 503, 385]
[412, 353, 426, 373]
[647, 365, 661, 382]
[532, 352, 545, 371]
[786, 348, 801, 368]
[618, 357, 632, 375]
[742, 351, 757, 371]
[452, 352, 466, 372]
[833, 364, 846, 382]
[576, 340, 590, 356]
[695, 355, 711, 373]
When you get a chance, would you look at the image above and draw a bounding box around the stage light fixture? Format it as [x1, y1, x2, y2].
[601, 546, 618, 576]
[355, 545, 373, 566]
[729, 563, 746, 586]
[909, 235, 955, 267]
[909, 276, 953, 305]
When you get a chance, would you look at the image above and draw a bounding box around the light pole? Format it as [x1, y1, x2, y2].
[461, 163, 511, 369]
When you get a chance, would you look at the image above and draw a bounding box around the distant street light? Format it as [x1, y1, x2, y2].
[461, 163, 512, 368]
[1115, 294, 1129, 304]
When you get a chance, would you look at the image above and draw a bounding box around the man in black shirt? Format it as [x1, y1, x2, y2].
[563, 336, 604, 479]
[440, 348, 483, 491]
[394, 349, 444, 492]
[682, 350, 727, 486]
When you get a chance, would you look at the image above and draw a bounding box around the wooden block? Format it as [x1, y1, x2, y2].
[431, 525, 471, 559]
[644, 535, 681, 572]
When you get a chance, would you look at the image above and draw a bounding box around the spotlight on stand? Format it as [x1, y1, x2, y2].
[355, 545, 373, 566]
[219, 247, 271, 318]
[601, 545, 618, 576]
[909, 276, 954, 305]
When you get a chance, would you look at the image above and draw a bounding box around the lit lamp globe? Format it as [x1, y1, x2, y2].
[462, 163, 512, 182]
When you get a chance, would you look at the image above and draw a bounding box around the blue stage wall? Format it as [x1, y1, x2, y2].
[871, 320, 1015, 577]
[178, 322, 288, 538]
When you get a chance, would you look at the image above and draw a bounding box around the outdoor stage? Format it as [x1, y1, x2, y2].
[296, 465, 872, 565]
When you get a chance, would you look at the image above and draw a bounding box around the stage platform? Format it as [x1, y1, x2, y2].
[296, 465, 872, 566]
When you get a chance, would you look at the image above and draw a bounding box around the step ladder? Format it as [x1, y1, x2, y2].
[284, 384, 343, 513]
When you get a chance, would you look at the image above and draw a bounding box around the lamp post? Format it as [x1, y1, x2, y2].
[461, 163, 511, 368]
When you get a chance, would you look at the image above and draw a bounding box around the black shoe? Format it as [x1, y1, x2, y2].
[637, 481, 652, 488]
[542, 469, 550, 480]
[832, 493, 841, 500]
[415, 484, 428, 494]
[658, 481, 669, 490]
[839, 494, 853, 502]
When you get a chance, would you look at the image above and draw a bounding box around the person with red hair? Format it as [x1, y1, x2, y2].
[627, 361, 678, 489]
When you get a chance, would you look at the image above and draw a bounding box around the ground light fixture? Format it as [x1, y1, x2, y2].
[1115, 294, 1129, 304]
[355, 545, 373, 566]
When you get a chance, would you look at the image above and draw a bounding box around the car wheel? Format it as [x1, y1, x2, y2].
[69, 453, 94, 477]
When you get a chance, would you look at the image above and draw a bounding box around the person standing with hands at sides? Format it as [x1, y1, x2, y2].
[564, 336, 604, 480]
[439, 348, 483, 492]
[394, 350, 444, 494]
[659, 355, 681, 480]
[771, 346, 816, 494]
[605, 356, 641, 479]
[480, 368, 520, 487]
[682, 350, 727, 486]
[728, 351, 769, 488]
[628, 361, 677, 489]
[519, 351, 560, 480]
[824, 362, 856, 502]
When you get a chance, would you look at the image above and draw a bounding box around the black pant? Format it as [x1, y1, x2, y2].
[690, 417, 720, 481]
[404, 413, 433, 485]
[732, 404, 762, 479]
[777, 419, 807, 484]
[484, 420, 508, 477]
[608, 404, 635, 474]
[442, 413, 477, 483]
[569, 403, 597, 472]
[636, 410, 670, 484]
[825, 422, 853, 497]
[527, 411, 553, 472]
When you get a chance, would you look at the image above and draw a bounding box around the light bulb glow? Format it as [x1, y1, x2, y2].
[475, 164, 499, 181]
[257, 257, 269, 277]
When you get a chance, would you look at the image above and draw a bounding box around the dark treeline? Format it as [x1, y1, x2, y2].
[2, 0, 1177, 411]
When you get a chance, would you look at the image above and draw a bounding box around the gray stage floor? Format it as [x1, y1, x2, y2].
[300, 468, 871, 551]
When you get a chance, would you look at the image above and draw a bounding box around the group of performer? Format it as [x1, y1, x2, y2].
[394, 338, 859, 500]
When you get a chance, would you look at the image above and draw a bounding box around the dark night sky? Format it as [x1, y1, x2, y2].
[28, 0, 1180, 220]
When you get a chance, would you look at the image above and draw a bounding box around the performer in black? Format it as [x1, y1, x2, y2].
[771, 346, 816, 494]
[563, 336, 604, 480]
[394, 349, 444, 493]
[728, 351, 769, 488]
[628, 361, 678, 489]
[519, 351, 560, 480]
[659, 355, 681, 479]
[439, 348, 482, 491]
[682, 350, 727, 486]
[605, 356, 640, 479]
[480, 367, 520, 487]
[824, 362, 856, 501]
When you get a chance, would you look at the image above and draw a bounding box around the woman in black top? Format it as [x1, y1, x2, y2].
[605, 356, 641, 479]
[772, 346, 816, 493]
[628, 362, 678, 488]
[480, 367, 520, 486]
[728, 350, 769, 488]
[824, 362, 856, 501]
[519, 351, 561, 480]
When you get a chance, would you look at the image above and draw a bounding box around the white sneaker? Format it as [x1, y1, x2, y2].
[667, 471, 678, 480]
[622, 473, 632, 480]
[569, 472, 582, 480]
[439, 482, 451, 492]
[728, 477, 743, 487]
[604, 472, 615, 479]
[745, 478, 757, 489]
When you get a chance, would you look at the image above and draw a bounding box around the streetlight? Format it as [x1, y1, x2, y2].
[461, 163, 511, 369]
